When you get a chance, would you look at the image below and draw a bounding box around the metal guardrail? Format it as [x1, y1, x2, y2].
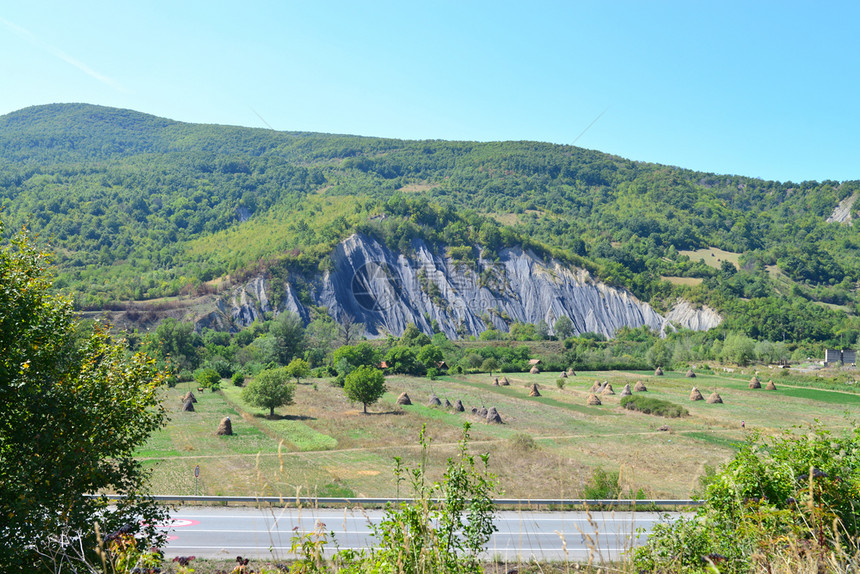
[90, 494, 702, 507]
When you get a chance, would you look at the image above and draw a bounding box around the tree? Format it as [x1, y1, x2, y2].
[344, 366, 386, 414]
[337, 312, 364, 347]
[285, 357, 310, 383]
[0, 222, 168, 572]
[553, 315, 574, 340]
[242, 367, 296, 417]
[269, 311, 305, 365]
[416, 344, 443, 369]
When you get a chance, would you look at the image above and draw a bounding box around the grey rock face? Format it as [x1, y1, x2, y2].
[663, 299, 722, 332]
[211, 233, 721, 339]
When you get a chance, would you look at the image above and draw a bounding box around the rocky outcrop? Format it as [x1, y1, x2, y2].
[663, 299, 722, 332]
[204, 233, 721, 340]
[827, 192, 857, 225]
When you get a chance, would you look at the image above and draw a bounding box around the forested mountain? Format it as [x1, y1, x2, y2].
[1, 103, 858, 347]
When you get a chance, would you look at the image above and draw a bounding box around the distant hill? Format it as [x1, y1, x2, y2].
[0, 103, 857, 345]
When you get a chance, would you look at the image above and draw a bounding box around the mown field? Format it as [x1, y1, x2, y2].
[137, 368, 860, 500]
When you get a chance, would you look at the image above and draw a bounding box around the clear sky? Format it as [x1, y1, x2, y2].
[1, 1, 858, 183]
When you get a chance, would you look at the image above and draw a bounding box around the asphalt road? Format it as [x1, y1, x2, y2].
[159, 506, 679, 562]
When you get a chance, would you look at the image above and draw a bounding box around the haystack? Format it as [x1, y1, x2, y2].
[601, 383, 615, 396]
[686, 369, 696, 378]
[587, 394, 601, 405]
[182, 400, 195, 412]
[560, 371, 568, 378]
[182, 391, 197, 403]
[477, 407, 488, 417]
[766, 380, 777, 390]
[655, 367, 664, 376]
[500, 377, 510, 386]
[749, 378, 761, 389]
[493, 377, 499, 386]
[444, 398, 452, 409]
[567, 369, 576, 377]
[620, 383, 632, 397]
[454, 399, 465, 412]
[689, 387, 704, 401]
[529, 365, 540, 374]
[428, 395, 442, 407]
[486, 407, 503, 424]
[396, 392, 412, 405]
[657, 425, 669, 431]
[216, 417, 233, 435]
[529, 384, 541, 397]
[706, 392, 723, 404]
[590, 381, 601, 393]
[471, 407, 478, 414]
[634, 380, 647, 392]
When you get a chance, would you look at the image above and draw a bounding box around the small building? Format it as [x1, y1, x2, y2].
[435, 361, 449, 371]
[825, 349, 856, 366]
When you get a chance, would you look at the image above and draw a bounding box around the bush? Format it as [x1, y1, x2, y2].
[426, 367, 440, 380]
[231, 372, 245, 387]
[632, 423, 860, 572]
[620, 395, 688, 418]
[582, 467, 621, 499]
[509, 432, 538, 452]
[555, 378, 566, 389]
[193, 367, 221, 388]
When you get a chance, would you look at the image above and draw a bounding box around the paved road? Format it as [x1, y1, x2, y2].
[159, 507, 680, 562]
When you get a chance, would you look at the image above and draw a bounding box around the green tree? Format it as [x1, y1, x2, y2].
[417, 344, 443, 369]
[0, 222, 168, 572]
[242, 367, 296, 417]
[553, 315, 574, 339]
[285, 357, 310, 383]
[344, 365, 386, 414]
[721, 332, 756, 366]
[269, 311, 305, 365]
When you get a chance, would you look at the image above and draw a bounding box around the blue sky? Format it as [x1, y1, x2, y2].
[1, 1, 858, 183]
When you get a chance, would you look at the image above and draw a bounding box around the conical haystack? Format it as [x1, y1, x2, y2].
[428, 395, 442, 407]
[396, 392, 412, 405]
[486, 407, 503, 424]
[444, 398, 452, 409]
[655, 367, 664, 376]
[477, 407, 488, 417]
[493, 377, 499, 386]
[657, 424, 669, 431]
[216, 417, 233, 435]
[587, 393, 601, 405]
[567, 369, 576, 377]
[766, 380, 777, 390]
[749, 378, 761, 389]
[470, 407, 478, 414]
[706, 392, 723, 404]
[689, 387, 704, 401]
[620, 383, 632, 397]
[454, 399, 465, 412]
[634, 380, 647, 392]
[529, 383, 541, 397]
[560, 371, 568, 378]
[500, 377, 510, 386]
[686, 369, 696, 378]
[529, 365, 540, 374]
[590, 381, 601, 393]
[182, 400, 195, 412]
[182, 391, 197, 403]
[601, 383, 615, 395]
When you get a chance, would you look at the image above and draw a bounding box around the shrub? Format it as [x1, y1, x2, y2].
[632, 423, 860, 572]
[620, 395, 688, 418]
[231, 372, 245, 387]
[509, 432, 538, 452]
[582, 467, 621, 499]
[193, 367, 221, 388]
[555, 378, 566, 389]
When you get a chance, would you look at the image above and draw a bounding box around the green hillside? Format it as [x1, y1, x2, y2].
[1, 103, 859, 346]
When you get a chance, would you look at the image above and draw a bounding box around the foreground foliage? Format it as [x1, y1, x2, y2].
[631, 422, 860, 573]
[619, 395, 689, 418]
[0, 221, 168, 572]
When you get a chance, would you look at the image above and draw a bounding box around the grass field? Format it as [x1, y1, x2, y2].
[138, 369, 859, 500]
[679, 247, 741, 270]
